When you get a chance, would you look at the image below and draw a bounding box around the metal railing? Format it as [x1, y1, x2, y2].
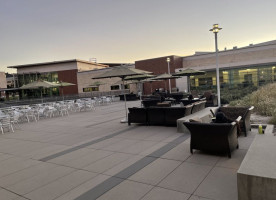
[0, 90, 130, 108]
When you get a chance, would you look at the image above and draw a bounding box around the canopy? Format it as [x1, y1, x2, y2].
[20, 80, 60, 102]
[142, 78, 162, 93]
[173, 68, 205, 92]
[92, 66, 152, 79]
[92, 66, 153, 123]
[56, 82, 75, 87]
[173, 68, 205, 76]
[151, 73, 181, 91]
[124, 74, 155, 81]
[20, 80, 59, 89]
[151, 73, 181, 80]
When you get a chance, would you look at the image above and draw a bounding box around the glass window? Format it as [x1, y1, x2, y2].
[111, 85, 120, 90]
[83, 87, 99, 92]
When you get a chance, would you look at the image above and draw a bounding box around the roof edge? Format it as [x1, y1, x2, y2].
[8, 59, 108, 68]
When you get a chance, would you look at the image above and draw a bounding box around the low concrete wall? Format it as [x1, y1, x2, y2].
[177, 107, 218, 133]
[237, 124, 276, 200]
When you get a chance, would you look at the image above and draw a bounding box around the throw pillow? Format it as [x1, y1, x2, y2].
[189, 117, 202, 123]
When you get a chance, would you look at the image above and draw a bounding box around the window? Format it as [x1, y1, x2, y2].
[198, 78, 213, 86]
[83, 87, 99, 92]
[111, 85, 120, 90]
[244, 74, 253, 83]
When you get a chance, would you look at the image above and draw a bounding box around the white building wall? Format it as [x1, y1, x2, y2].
[77, 68, 137, 94]
[0, 72, 7, 89]
[16, 62, 78, 74]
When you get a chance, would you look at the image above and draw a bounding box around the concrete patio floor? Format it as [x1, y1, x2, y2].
[0, 100, 256, 200]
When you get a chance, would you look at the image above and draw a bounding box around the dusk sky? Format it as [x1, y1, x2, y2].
[1, 0, 276, 73]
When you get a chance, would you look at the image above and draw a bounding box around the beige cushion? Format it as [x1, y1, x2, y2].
[189, 117, 202, 123]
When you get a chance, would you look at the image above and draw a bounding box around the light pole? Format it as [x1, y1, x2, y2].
[166, 57, 171, 93]
[210, 24, 222, 107]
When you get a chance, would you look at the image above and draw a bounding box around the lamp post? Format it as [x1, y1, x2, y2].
[209, 24, 222, 107]
[166, 57, 171, 93]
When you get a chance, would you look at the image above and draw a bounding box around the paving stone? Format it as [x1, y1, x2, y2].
[122, 140, 159, 154]
[103, 155, 144, 176]
[96, 180, 153, 200]
[0, 188, 22, 199]
[128, 158, 181, 185]
[141, 187, 190, 200]
[60, 149, 113, 169]
[0, 157, 39, 178]
[186, 152, 221, 166]
[238, 137, 255, 150]
[83, 152, 132, 173]
[161, 142, 191, 161]
[158, 162, 212, 194]
[194, 167, 238, 200]
[101, 138, 139, 152]
[25, 170, 97, 200]
[0, 162, 58, 187]
[216, 149, 247, 169]
[55, 174, 111, 200]
[188, 195, 212, 200]
[7, 166, 75, 195]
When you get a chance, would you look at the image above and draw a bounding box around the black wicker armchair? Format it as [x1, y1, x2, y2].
[217, 106, 254, 136]
[183, 116, 241, 158]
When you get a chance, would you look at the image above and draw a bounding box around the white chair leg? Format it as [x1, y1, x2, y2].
[10, 124, 14, 133]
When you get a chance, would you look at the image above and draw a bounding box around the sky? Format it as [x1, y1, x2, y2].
[1, 0, 276, 73]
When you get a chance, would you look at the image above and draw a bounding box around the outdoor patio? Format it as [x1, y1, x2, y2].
[0, 100, 256, 200]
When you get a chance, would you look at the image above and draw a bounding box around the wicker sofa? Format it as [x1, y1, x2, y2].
[216, 106, 254, 136]
[203, 91, 218, 107]
[128, 107, 189, 126]
[183, 118, 240, 158]
[119, 94, 137, 101]
[191, 100, 206, 114]
[128, 107, 147, 125]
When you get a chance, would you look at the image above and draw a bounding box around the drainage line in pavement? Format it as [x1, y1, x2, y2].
[39, 126, 138, 162]
[85, 116, 124, 128]
[74, 134, 190, 200]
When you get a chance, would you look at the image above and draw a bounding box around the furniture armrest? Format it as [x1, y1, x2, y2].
[249, 106, 254, 111]
[235, 116, 242, 123]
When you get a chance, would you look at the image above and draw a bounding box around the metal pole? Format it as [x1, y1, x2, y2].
[167, 61, 171, 93]
[215, 32, 221, 107]
[121, 78, 128, 123]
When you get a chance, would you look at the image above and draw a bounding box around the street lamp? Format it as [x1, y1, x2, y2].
[166, 57, 171, 93]
[209, 24, 222, 107]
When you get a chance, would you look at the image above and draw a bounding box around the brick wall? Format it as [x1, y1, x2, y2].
[135, 55, 182, 94]
[57, 69, 78, 95]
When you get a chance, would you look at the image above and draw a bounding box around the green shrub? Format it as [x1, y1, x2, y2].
[269, 111, 276, 125]
[220, 85, 257, 104]
[230, 83, 276, 124]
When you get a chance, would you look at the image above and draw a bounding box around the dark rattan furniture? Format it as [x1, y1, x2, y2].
[128, 107, 187, 126]
[217, 106, 254, 136]
[183, 119, 240, 158]
[119, 94, 137, 101]
[203, 91, 218, 107]
[128, 107, 147, 125]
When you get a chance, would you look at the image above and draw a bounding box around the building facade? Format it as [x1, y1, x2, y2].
[6, 39, 276, 99]
[134, 40, 276, 94]
[179, 40, 276, 92]
[7, 60, 137, 99]
[135, 55, 182, 94]
[0, 72, 7, 98]
[77, 65, 137, 95]
[8, 59, 108, 98]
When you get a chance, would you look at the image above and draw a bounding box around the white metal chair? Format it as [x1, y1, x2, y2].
[0, 116, 14, 134]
